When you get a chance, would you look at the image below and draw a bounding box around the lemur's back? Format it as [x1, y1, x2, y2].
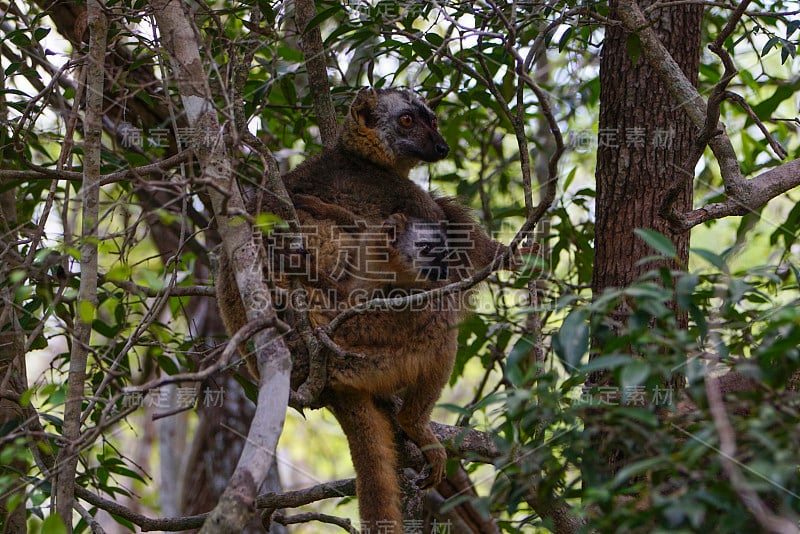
[279, 148, 446, 222]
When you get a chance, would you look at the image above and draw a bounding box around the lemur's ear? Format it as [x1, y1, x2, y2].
[350, 88, 379, 129]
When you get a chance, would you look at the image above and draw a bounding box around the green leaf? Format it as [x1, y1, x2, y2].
[234, 372, 259, 405]
[580, 354, 632, 374]
[752, 85, 794, 120]
[787, 20, 800, 38]
[41, 513, 67, 534]
[691, 248, 728, 272]
[105, 264, 132, 282]
[140, 270, 165, 291]
[7, 30, 31, 48]
[620, 360, 650, 390]
[761, 36, 780, 57]
[92, 319, 120, 338]
[33, 27, 51, 42]
[108, 464, 146, 483]
[555, 310, 589, 370]
[689, 304, 708, 340]
[562, 166, 578, 191]
[4, 492, 23, 516]
[634, 228, 676, 257]
[4, 62, 21, 76]
[254, 212, 284, 234]
[625, 283, 671, 300]
[19, 387, 35, 407]
[424, 33, 443, 47]
[611, 457, 666, 488]
[505, 336, 536, 387]
[157, 355, 180, 376]
[558, 27, 574, 53]
[78, 300, 96, 323]
[770, 197, 800, 248]
[9, 269, 26, 283]
[626, 33, 641, 66]
[411, 39, 432, 60]
[437, 402, 474, 418]
[780, 41, 796, 64]
[619, 407, 659, 426]
[303, 5, 342, 32]
[675, 273, 698, 310]
[790, 263, 800, 289]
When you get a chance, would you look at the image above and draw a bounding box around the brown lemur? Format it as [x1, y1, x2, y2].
[216, 88, 530, 529]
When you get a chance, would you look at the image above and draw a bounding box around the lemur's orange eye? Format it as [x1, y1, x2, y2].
[431, 118, 438, 129]
[399, 114, 413, 127]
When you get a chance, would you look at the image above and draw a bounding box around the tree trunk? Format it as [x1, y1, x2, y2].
[151, 1, 294, 530]
[0, 181, 28, 534]
[594, 0, 701, 301]
[588, 0, 703, 481]
[55, 3, 106, 528]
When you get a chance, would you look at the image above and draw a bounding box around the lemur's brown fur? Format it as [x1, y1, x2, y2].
[216, 88, 522, 530]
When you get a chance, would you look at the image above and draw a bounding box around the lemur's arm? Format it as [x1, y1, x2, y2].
[293, 194, 365, 229]
[434, 196, 538, 275]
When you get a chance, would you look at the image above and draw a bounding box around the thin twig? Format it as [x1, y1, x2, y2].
[705, 374, 800, 534]
[0, 150, 193, 184]
[272, 512, 357, 533]
[721, 90, 787, 159]
[74, 486, 206, 531]
[123, 316, 289, 394]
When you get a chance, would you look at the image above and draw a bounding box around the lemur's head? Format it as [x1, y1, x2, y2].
[341, 88, 450, 176]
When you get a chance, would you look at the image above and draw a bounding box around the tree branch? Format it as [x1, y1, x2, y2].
[294, 0, 338, 147]
[0, 149, 193, 185]
[256, 421, 590, 533]
[430, 422, 501, 460]
[229, 7, 327, 409]
[525, 489, 589, 534]
[122, 316, 289, 395]
[616, 0, 799, 232]
[103, 276, 216, 298]
[671, 158, 800, 228]
[150, 1, 293, 531]
[74, 486, 206, 532]
[271, 512, 357, 533]
[256, 478, 356, 511]
[55, 2, 106, 529]
[705, 373, 800, 534]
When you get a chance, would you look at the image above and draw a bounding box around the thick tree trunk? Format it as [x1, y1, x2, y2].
[593, 0, 701, 301]
[588, 0, 703, 482]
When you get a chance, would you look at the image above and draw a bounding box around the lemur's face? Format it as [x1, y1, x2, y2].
[376, 90, 450, 163]
[349, 88, 450, 165]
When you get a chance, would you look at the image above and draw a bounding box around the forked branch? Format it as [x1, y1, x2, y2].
[616, 0, 799, 232]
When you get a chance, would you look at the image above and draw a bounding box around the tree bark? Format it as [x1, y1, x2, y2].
[593, 0, 701, 302]
[0, 29, 27, 532]
[150, 1, 293, 531]
[588, 0, 702, 482]
[294, 0, 338, 147]
[55, 2, 106, 529]
[0, 187, 28, 534]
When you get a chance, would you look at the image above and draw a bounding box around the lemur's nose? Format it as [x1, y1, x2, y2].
[435, 143, 449, 157]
